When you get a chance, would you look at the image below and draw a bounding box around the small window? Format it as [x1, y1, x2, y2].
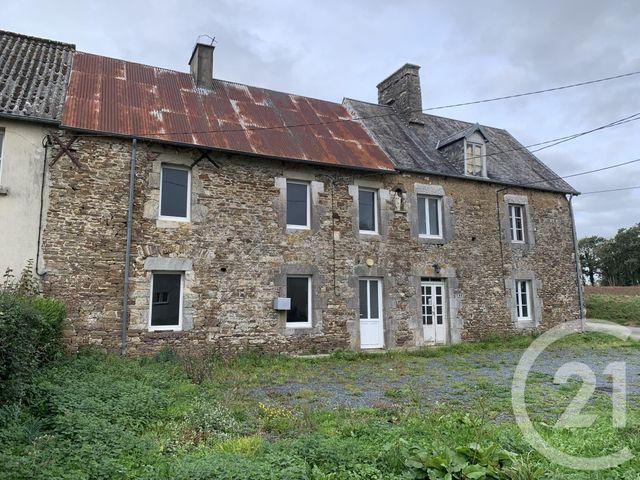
[418, 195, 443, 238]
[286, 181, 310, 229]
[286, 276, 312, 327]
[0, 128, 4, 184]
[509, 204, 525, 243]
[150, 273, 183, 330]
[160, 166, 191, 220]
[465, 141, 485, 176]
[358, 188, 378, 233]
[515, 280, 532, 321]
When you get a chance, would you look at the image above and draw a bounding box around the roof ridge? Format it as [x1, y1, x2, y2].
[75, 50, 348, 109]
[0, 29, 75, 49]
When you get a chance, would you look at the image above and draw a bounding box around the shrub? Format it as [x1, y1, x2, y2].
[0, 291, 66, 404]
[403, 442, 544, 480]
[164, 398, 243, 453]
[179, 348, 220, 384]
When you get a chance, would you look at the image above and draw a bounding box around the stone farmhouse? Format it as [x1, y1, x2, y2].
[0, 30, 583, 354]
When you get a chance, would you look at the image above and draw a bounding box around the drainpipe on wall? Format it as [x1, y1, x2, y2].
[35, 135, 50, 276]
[121, 138, 137, 355]
[567, 194, 585, 332]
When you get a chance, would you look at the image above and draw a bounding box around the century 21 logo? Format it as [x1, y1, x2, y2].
[511, 320, 633, 471]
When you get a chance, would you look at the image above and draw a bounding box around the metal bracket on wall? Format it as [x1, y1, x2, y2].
[191, 149, 220, 168]
[49, 134, 81, 169]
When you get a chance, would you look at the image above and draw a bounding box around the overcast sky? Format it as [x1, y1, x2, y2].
[4, 0, 639, 239]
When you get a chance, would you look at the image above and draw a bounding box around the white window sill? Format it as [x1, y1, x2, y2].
[158, 215, 190, 222]
[359, 230, 379, 236]
[286, 225, 310, 230]
[148, 326, 182, 332]
[419, 234, 444, 240]
[286, 323, 313, 329]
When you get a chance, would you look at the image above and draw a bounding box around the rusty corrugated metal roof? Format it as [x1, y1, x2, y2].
[62, 52, 395, 171]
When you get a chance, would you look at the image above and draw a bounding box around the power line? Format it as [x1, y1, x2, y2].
[423, 70, 640, 111]
[512, 157, 640, 189]
[581, 185, 640, 195]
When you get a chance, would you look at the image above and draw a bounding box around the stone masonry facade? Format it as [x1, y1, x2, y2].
[41, 134, 581, 355]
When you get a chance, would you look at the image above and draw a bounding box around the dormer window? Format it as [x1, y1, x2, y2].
[465, 140, 485, 176]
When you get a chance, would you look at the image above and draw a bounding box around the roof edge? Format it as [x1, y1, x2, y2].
[0, 29, 75, 49]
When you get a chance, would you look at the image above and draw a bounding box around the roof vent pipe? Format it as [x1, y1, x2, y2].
[189, 43, 215, 89]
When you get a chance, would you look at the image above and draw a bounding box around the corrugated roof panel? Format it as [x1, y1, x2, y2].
[0, 30, 74, 121]
[62, 52, 395, 171]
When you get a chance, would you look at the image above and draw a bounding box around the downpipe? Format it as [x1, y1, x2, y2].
[121, 139, 137, 355]
[567, 194, 585, 332]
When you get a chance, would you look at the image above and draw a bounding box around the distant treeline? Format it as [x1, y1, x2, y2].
[579, 223, 640, 286]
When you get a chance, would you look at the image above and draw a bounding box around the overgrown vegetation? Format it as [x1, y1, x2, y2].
[0, 263, 66, 404]
[0, 332, 638, 479]
[586, 293, 640, 326]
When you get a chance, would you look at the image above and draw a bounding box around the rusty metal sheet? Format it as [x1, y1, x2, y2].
[62, 52, 395, 171]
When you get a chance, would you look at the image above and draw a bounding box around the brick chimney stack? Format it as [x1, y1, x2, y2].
[377, 64, 424, 125]
[189, 43, 215, 89]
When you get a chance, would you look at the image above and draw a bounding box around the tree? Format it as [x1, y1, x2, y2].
[599, 224, 640, 286]
[578, 236, 605, 285]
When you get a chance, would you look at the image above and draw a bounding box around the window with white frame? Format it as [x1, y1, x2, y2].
[0, 128, 5, 184]
[417, 195, 443, 238]
[515, 280, 532, 322]
[286, 276, 312, 327]
[509, 204, 525, 243]
[160, 166, 191, 220]
[286, 181, 310, 229]
[465, 141, 485, 176]
[358, 188, 378, 233]
[149, 273, 183, 330]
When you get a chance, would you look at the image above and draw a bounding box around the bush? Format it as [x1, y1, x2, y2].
[0, 292, 66, 404]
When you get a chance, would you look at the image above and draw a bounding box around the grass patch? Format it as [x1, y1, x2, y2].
[586, 293, 640, 326]
[1, 333, 638, 478]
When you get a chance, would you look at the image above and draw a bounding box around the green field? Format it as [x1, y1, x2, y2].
[1, 334, 639, 479]
[586, 293, 640, 326]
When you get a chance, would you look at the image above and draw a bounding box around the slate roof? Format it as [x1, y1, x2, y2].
[61, 52, 395, 172]
[345, 99, 577, 194]
[0, 30, 75, 123]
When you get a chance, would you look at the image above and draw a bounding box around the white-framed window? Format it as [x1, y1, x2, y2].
[515, 280, 532, 322]
[159, 165, 191, 221]
[465, 141, 485, 176]
[149, 272, 184, 331]
[286, 275, 312, 328]
[0, 128, 5, 184]
[358, 188, 378, 234]
[417, 195, 443, 238]
[509, 204, 525, 243]
[286, 180, 310, 229]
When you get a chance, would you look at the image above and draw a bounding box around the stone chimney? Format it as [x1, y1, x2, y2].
[189, 43, 215, 88]
[377, 63, 424, 125]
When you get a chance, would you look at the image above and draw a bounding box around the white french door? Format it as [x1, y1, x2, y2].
[421, 280, 447, 344]
[359, 278, 384, 349]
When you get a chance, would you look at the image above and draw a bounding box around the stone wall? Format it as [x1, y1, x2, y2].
[42, 134, 581, 354]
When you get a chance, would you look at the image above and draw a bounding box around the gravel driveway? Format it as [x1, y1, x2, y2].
[251, 345, 640, 409]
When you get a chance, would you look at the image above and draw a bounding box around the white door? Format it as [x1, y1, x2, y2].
[359, 278, 384, 349]
[421, 281, 447, 344]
